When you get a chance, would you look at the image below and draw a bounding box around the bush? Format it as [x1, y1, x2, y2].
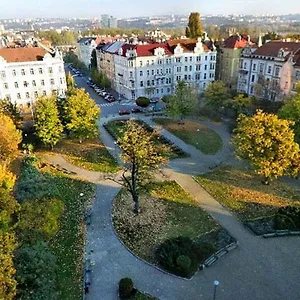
[176, 255, 191, 275]
[274, 206, 300, 230]
[136, 97, 150, 108]
[119, 278, 134, 299]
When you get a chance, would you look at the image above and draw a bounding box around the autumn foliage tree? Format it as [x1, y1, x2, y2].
[64, 88, 100, 142]
[204, 80, 229, 111]
[117, 120, 167, 213]
[233, 110, 300, 184]
[0, 99, 22, 129]
[34, 96, 63, 149]
[186, 12, 203, 38]
[0, 113, 22, 163]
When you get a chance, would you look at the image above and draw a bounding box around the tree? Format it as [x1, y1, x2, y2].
[0, 232, 17, 300]
[90, 49, 97, 69]
[278, 93, 300, 143]
[226, 94, 254, 118]
[204, 80, 229, 110]
[166, 81, 199, 122]
[136, 97, 150, 108]
[0, 164, 16, 191]
[117, 120, 167, 214]
[65, 89, 100, 142]
[65, 72, 75, 90]
[254, 76, 282, 102]
[186, 12, 203, 38]
[0, 113, 22, 163]
[233, 110, 300, 184]
[34, 96, 63, 149]
[14, 242, 58, 300]
[0, 100, 22, 129]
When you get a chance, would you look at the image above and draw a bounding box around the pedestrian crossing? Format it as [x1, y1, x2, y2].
[98, 101, 137, 108]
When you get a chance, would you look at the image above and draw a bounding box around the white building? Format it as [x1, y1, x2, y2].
[77, 37, 101, 68]
[237, 41, 300, 100]
[113, 38, 217, 100]
[0, 47, 66, 107]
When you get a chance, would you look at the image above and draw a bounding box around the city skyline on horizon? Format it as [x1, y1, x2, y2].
[1, 0, 300, 19]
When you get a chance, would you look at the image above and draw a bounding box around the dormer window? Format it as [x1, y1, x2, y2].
[278, 49, 285, 58]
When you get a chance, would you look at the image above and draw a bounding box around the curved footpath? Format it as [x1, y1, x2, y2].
[47, 116, 300, 300]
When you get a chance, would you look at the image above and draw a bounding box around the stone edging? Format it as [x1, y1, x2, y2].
[200, 241, 239, 269]
[262, 230, 300, 238]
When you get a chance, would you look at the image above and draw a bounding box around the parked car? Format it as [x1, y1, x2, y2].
[131, 108, 142, 113]
[119, 110, 130, 115]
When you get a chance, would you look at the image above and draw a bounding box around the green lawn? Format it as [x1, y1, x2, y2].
[105, 120, 188, 159]
[129, 291, 157, 300]
[49, 138, 120, 173]
[112, 181, 219, 263]
[153, 119, 223, 155]
[195, 167, 300, 221]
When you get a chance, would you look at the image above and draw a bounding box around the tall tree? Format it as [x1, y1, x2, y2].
[226, 94, 254, 118]
[65, 89, 100, 142]
[166, 81, 199, 122]
[34, 96, 63, 149]
[65, 72, 75, 90]
[0, 113, 22, 163]
[186, 12, 203, 38]
[204, 80, 229, 111]
[90, 49, 97, 69]
[233, 110, 300, 184]
[117, 120, 167, 214]
[278, 93, 300, 143]
[0, 100, 22, 129]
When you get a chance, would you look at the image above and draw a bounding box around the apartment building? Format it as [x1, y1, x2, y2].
[0, 47, 66, 106]
[113, 38, 217, 100]
[77, 37, 101, 68]
[237, 41, 300, 101]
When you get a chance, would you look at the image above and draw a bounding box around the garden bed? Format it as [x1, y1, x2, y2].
[112, 181, 232, 278]
[104, 120, 188, 159]
[195, 166, 300, 235]
[153, 119, 223, 155]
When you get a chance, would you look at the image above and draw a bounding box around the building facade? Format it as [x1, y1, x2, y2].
[113, 38, 217, 100]
[237, 41, 300, 101]
[219, 34, 255, 90]
[77, 37, 101, 68]
[0, 47, 66, 106]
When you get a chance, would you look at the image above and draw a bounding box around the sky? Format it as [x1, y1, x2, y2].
[1, 0, 300, 19]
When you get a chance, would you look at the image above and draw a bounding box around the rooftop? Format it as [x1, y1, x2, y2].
[0, 47, 47, 63]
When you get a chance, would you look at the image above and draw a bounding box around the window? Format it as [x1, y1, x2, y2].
[12, 70, 16, 76]
[5, 95, 10, 101]
[190, 57, 193, 62]
[167, 88, 170, 93]
[147, 80, 150, 86]
[189, 66, 192, 71]
[244, 62, 247, 69]
[259, 63, 264, 73]
[34, 91, 38, 98]
[251, 75, 255, 83]
[23, 81, 28, 88]
[139, 70, 143, 77]
[41, 79, 45, 86]
[48, 67, 53, 74]
[157, 69, 159, 75]
[156, 89, 159, 94]
[39, 68, 43, 74]
[30, 68, 34, 75]
[130, 71, 133, 78]
[147, 70, 150, 76]
[156, 79, 159, 85]
[253, 64, 257, 71]
[152, 60, 154, 65]
[177, 67, 181, 72]
[4, 83, 8, 89]
[147, 60, 150, 66]
[140, 81, 143, 87]
[140, 61, 143, 67]
[21, 69, 25, 76]
[50, 79, 55, 85]
[17, 93, 21, 99]
[204, 73, 207, 80]
[166, 69, 168, 74]
[152, 80, 155, 86]
[267, 66, 272, 74]
[250, 86, 254, 94]
[184, 75, 188, 80]
[175, 57, 181, 63]
[26, 92, 30, 99]
[43, 90, 47, 96]
[205, 56, 208, 61]
[275, 67, 280, 77]
[161, 88, 163, 93]
[1, 71, 6, 78]
[32, 80, 36, 87]
[196, 56, 201, 62]
[185, 66, 188, 72]
[185, 57, 188, 62]
[188, 75, 191, 80]
[196, 74, 201, 80]
[152, 70, 154, 75]
[14, 82, 18, 88]
[204, 65, 207, 71]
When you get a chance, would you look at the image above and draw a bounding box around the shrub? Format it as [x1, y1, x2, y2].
[119, 278, 134, 299]
[136, 97, 150, 108]
[176, 255, 191, 275]
[274, 206, 300, 230]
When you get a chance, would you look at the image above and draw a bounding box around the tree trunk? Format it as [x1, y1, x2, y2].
[131, 162, 141, 214]
[132, 192, 140, 214]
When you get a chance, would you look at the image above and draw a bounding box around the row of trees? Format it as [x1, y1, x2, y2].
[64, 52, 88, 72]
[36, 30, 78, 45]
[90, 68, 111, 89]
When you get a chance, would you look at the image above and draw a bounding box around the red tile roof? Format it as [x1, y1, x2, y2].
[168, 38, 213, 52]
[0, 47, 47, 63]
[135, 43, 173, 57]
[223, 34, 251, 49]
[254, 41, 300, 57]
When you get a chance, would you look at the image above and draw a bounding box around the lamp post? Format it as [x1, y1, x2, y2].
[213, 280, 219, 300]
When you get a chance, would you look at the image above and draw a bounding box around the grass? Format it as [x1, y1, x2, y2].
[105, 120, 188, 159]
[15, 157, 96, 300]
[195, 166, 300, 221]
[129, 291, 157, 300]
[43, 138, 120, 173]
[153, 119, 223, 155]
[112, 181, 219, 263]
